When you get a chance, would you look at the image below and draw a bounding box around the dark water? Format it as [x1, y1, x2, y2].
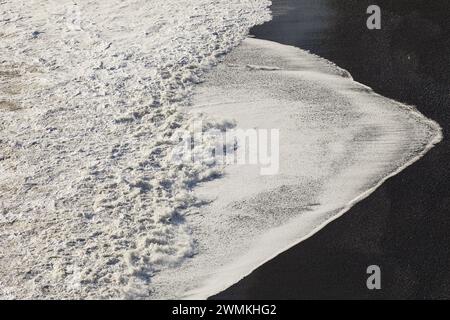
[212, 0, 450, 299]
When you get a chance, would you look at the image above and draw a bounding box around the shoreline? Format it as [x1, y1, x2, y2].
[152, 37, 441, 299]
[213, 0, 450, 299]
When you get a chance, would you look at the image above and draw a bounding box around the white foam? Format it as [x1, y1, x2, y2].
[0, 0, 271, 299]
[149, 38, 442, 299]
[0, 1, 442, 300]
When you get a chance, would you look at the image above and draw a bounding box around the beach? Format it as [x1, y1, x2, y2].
[0, 0, 447, 300]
[213, 0, 450, 300]
[169, 36, 440, 299]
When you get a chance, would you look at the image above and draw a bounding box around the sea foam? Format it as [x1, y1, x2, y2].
[0, 1, 441, 300]
[150, 38, 442, 299]
[0, 0, 271, 299]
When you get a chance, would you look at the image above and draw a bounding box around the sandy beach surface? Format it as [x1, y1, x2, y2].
[0, 0, 444, 300]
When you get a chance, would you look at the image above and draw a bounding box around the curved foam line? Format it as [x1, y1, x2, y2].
[182, 38, 443, 300]
[203, 117, 442, 300]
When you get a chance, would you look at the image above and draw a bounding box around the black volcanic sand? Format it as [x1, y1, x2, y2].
[212, 0, 450, 299]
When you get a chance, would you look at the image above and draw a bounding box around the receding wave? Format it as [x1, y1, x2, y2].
[151, 38, 442, 299]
